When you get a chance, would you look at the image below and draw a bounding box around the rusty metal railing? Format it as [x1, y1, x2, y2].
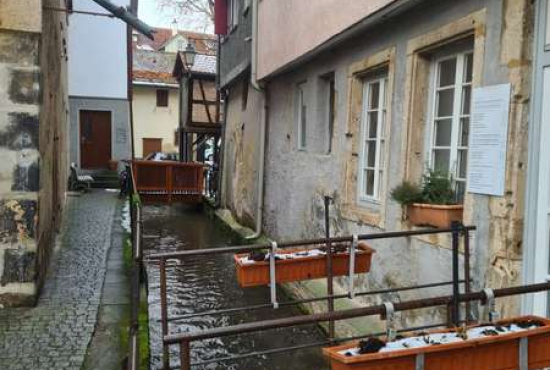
[148, 224, 478, 369]
[127, 163, 144, 370]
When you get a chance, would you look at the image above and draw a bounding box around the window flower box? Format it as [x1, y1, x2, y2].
[234, 243, 375, 288]
[407, 203, 463, 229]
[323, 316, 550, 370]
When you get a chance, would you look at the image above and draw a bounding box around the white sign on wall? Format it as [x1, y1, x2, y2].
[466, 83, 511, 196]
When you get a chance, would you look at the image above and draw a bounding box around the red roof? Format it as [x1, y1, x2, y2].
[134, 27, 217, 55]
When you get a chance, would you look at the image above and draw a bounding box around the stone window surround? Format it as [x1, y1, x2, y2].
[342, 47, 396, 229]
[401, 9, 486, 249]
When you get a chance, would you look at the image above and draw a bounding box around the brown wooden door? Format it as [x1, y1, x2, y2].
[80, 110, 112, 169]
[142, 138, 162, 157]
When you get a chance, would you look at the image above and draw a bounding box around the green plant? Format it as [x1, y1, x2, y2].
[390, 181, 423, 206]
[391, 169, 458, 206]
[420, 169, 457, 205]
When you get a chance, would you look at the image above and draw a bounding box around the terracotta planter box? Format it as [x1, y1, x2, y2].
[407, 203, 463, 229]
[323, 316, 550, 370]
[234, 242, 374, 288]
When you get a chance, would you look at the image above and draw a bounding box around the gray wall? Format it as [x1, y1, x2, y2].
[261, 0, 531, 330]
[69, 97, 131, 168]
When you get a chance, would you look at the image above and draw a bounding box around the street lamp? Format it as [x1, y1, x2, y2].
[183, 42, 197, 70]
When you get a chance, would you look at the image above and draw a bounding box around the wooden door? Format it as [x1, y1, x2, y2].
[143, 138, 162, 157]
[80, 110, 112, 169]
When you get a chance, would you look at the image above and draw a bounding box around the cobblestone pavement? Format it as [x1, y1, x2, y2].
[0, 191, 118, 370]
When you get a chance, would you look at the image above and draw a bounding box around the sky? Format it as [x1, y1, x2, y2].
[138, 0, 214, 33]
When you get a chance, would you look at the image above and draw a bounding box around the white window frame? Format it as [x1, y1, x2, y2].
[427, 51, 473, 201]
[296, 82, 307, 151]
[358, 76, 387, 202]
[228, 0, 239, 31]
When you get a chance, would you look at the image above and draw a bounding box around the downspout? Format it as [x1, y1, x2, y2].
[127, 0, 138, 160]
[246, 0, 267, 239]
[215, 34, 225, 207]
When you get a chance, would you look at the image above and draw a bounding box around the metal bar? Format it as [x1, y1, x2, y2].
[159, 258, 170, 370]
[180, 341, 191, 370]
[348, 235, 357, 298]
[91, 0, 156, 39]
[188, 322, 448, 367]
[451, 222, 461, 327]
[43, 6, 116, 17]
[148, 226, 477, 260]
[463, 226, 472, 322]
[165, 280, 467, 322]
[324, 196, 335, 340]
[164, 281, 550, 344]
[269, 242, 278, 308]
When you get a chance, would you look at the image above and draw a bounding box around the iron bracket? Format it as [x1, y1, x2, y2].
[381, 301, 396, 341]
[482, 288, 499, 322]
[269, 241, 279, 309]
[348, 234, 358, 299]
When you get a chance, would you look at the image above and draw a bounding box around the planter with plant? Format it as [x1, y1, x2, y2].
[234, 242, 375, 288]
[323, 316, 550, 370]
[391, 170, 463, 228]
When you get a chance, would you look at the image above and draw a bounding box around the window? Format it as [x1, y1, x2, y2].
[156, 89, 169, 107]
[296, 82, 307, 150]
[429, 52, 473, 201]
[358, 76, 387, 201]
[228, 0, 239, 32]
[320, 73, 336, 154]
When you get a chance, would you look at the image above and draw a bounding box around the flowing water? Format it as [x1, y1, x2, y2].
[143, 205, 329, 370]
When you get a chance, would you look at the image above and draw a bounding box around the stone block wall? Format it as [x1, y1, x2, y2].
[0, 0, 69, 307]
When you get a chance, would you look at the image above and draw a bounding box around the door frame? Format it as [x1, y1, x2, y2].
[523, 0, 550, 315]
[77, 108, 114, 169]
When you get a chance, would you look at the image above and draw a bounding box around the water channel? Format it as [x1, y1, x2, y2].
[143, 204, 329, 370]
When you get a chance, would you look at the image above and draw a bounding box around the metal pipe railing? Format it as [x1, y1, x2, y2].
[147, 226, 476, 260]
[153, 224, 476, 369]
[127, 164, 144, 370]
[165, 279, 469, 322]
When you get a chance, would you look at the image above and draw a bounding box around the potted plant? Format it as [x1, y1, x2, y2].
[391, 170, 463, 228]
[234, 242, 375, 288]
[323, 316, 550, 370]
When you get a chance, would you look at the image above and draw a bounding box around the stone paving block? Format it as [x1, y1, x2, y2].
[0, 191, 118, 370]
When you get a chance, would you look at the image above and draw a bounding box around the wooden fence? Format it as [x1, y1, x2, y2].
[132, 160, 204, 204]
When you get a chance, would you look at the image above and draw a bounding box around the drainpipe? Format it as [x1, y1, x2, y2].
[246, 0, 267, 240]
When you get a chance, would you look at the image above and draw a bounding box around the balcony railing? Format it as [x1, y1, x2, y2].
[132, 160, 204, 204]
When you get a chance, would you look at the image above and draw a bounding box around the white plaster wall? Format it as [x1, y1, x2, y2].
[68, 0, 129, 99]
[257, 0, 396, 79]
[132, 86, 180, 158]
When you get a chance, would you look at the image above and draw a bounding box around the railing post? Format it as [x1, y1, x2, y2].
[167, 164, 173, 204]
[324, 196, 335, 340]
[463, 226, 472, 323]
[179, 340, 191, 370]
[160, 257, 170, 369]
[451, 222, 461, 327]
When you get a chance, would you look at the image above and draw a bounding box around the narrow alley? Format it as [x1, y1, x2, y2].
[0, 192, 119, 370]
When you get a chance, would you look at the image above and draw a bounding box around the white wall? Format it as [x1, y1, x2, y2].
[132, 86, 180, 158]
[68, 0, 129, 99]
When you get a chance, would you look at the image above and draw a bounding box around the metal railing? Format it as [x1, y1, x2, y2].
[127, 163, 144, 370]
[132, 160, 204, 204]
[148, 224, 483, 370]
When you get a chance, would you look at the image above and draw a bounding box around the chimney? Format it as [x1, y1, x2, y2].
[171, 19, 178, 36]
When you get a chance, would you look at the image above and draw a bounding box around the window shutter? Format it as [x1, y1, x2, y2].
[215, 0, 228, 35]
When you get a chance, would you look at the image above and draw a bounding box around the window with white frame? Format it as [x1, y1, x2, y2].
[228, 0, 239, 31]
[296, 82, 307, 150]
[429, 51, 473, 202]
[358, 75, 387, 201]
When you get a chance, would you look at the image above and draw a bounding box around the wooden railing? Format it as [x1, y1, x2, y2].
[132, 160, 204, 204]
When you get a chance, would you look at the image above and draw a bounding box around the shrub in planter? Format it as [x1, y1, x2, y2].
[234, 242, 375, 288]
[391, 170, 463, 228]
[323, 316, 550, 370]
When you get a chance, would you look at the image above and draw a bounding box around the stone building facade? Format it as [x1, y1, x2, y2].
[0, 0, 69, 306]
[218, 0, 544, 335]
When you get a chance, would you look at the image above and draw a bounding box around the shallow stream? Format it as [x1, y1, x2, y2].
[143, 205, 329, 370]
